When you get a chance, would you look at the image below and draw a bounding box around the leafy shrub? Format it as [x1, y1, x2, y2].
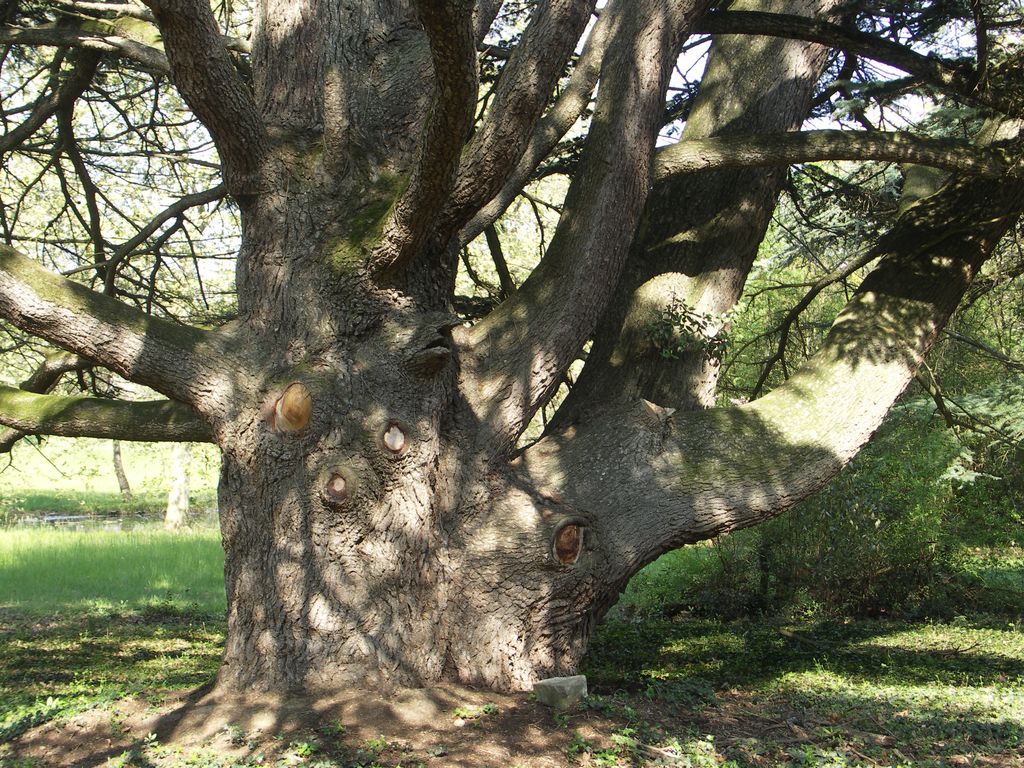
[686, 401, 997, 619]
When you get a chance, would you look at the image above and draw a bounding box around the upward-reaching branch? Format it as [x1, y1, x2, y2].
[438, 0, 596, 242]
[521, 148, 1024, 577]
[474, 0, 503, 43]
[371, 0, 478, 279]
[457, 0, 710, 454]
[142, 0, 267, 197]
[553, 0, 840, 423]
[458, 2, 616, 247]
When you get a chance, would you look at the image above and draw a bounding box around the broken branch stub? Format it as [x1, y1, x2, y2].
[405, 344, 452, 375]
[323, 471, 348, 504]
[554, 523, 583, 565]
[273, 382, 312, 433]
[383, 423, 406, 454]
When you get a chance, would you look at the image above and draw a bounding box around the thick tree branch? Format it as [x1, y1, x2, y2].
[654, 130, 1017, 181]
[371, 0, 478, 278]
[457, 0, 709, 454]
[696, 10, 1019, 116]
[0, 244, 219, 407]
[47, 0, 252, 53]
[474, 0, 503, 43]
[0, 385, 212, 442]
[439, 0, 596, 241]
[520, 135, 1024, 579]
[0, 351, 87, 452]
[142, 0, 266, 197]
[553, 0, 837, 423]
[0, 24, 170, 72]
[458, 1, 616, 246]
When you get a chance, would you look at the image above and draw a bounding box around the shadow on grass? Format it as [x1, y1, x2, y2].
[0, 609, 225, 742]
[3, 608, 1022, 766]
[584, 616, 1024, 765]
[584, 616, 1024, 693]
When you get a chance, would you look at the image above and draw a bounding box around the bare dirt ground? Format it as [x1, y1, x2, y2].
[8, 683, 617, 767]
[9, 682, 1024, 768]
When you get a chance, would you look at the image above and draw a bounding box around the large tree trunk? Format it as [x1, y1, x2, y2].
[211, 280, 619, 689]
[208, 0, 692, 691]
[216, 446, 612, 691]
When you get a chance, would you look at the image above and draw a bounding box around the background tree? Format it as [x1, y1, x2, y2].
[0, 0, 1022, 693]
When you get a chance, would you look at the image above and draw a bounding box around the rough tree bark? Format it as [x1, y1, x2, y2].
[0, 0, 1021, 693]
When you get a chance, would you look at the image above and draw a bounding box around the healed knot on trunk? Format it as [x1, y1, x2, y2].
[553, 521, 583, 566]
[383, 423, 407, 454]
[273, 382, 312, 433]
[324, 472, 348, 503]
[317, 464, 366, 509]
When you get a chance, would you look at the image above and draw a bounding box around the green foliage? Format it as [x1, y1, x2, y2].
[688, 404, 975, 618]
[610, 547, 714, 619]
[290, 737, 321, 757]
[645, 299, 732, 361]
[632, 392, 1024, 622]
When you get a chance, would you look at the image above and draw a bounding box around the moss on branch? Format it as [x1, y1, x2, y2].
[0, 385, 213, 442]
[0, 245, 207, 352]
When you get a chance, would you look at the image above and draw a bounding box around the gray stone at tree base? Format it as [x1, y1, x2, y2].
[533, 675, 588, 709]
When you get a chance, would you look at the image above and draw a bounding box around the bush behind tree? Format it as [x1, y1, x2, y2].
[681, 394, 1022, 619]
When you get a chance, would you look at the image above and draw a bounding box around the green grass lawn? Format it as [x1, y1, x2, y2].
[0, 526, 225, 616]
[583, 615, 1024, 764]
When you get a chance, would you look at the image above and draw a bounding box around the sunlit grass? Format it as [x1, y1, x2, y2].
[585, 612, 1024, 765]
[0, 436, 221, 521]
[0, 525, 225, 616]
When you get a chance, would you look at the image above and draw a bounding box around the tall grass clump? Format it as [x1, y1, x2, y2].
[0, 525, 225, 616]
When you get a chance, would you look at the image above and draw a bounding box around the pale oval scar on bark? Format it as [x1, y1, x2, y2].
[273, 382, 312, 433]
[324, 472, 347, 502]
[383, 423, 406, 453]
